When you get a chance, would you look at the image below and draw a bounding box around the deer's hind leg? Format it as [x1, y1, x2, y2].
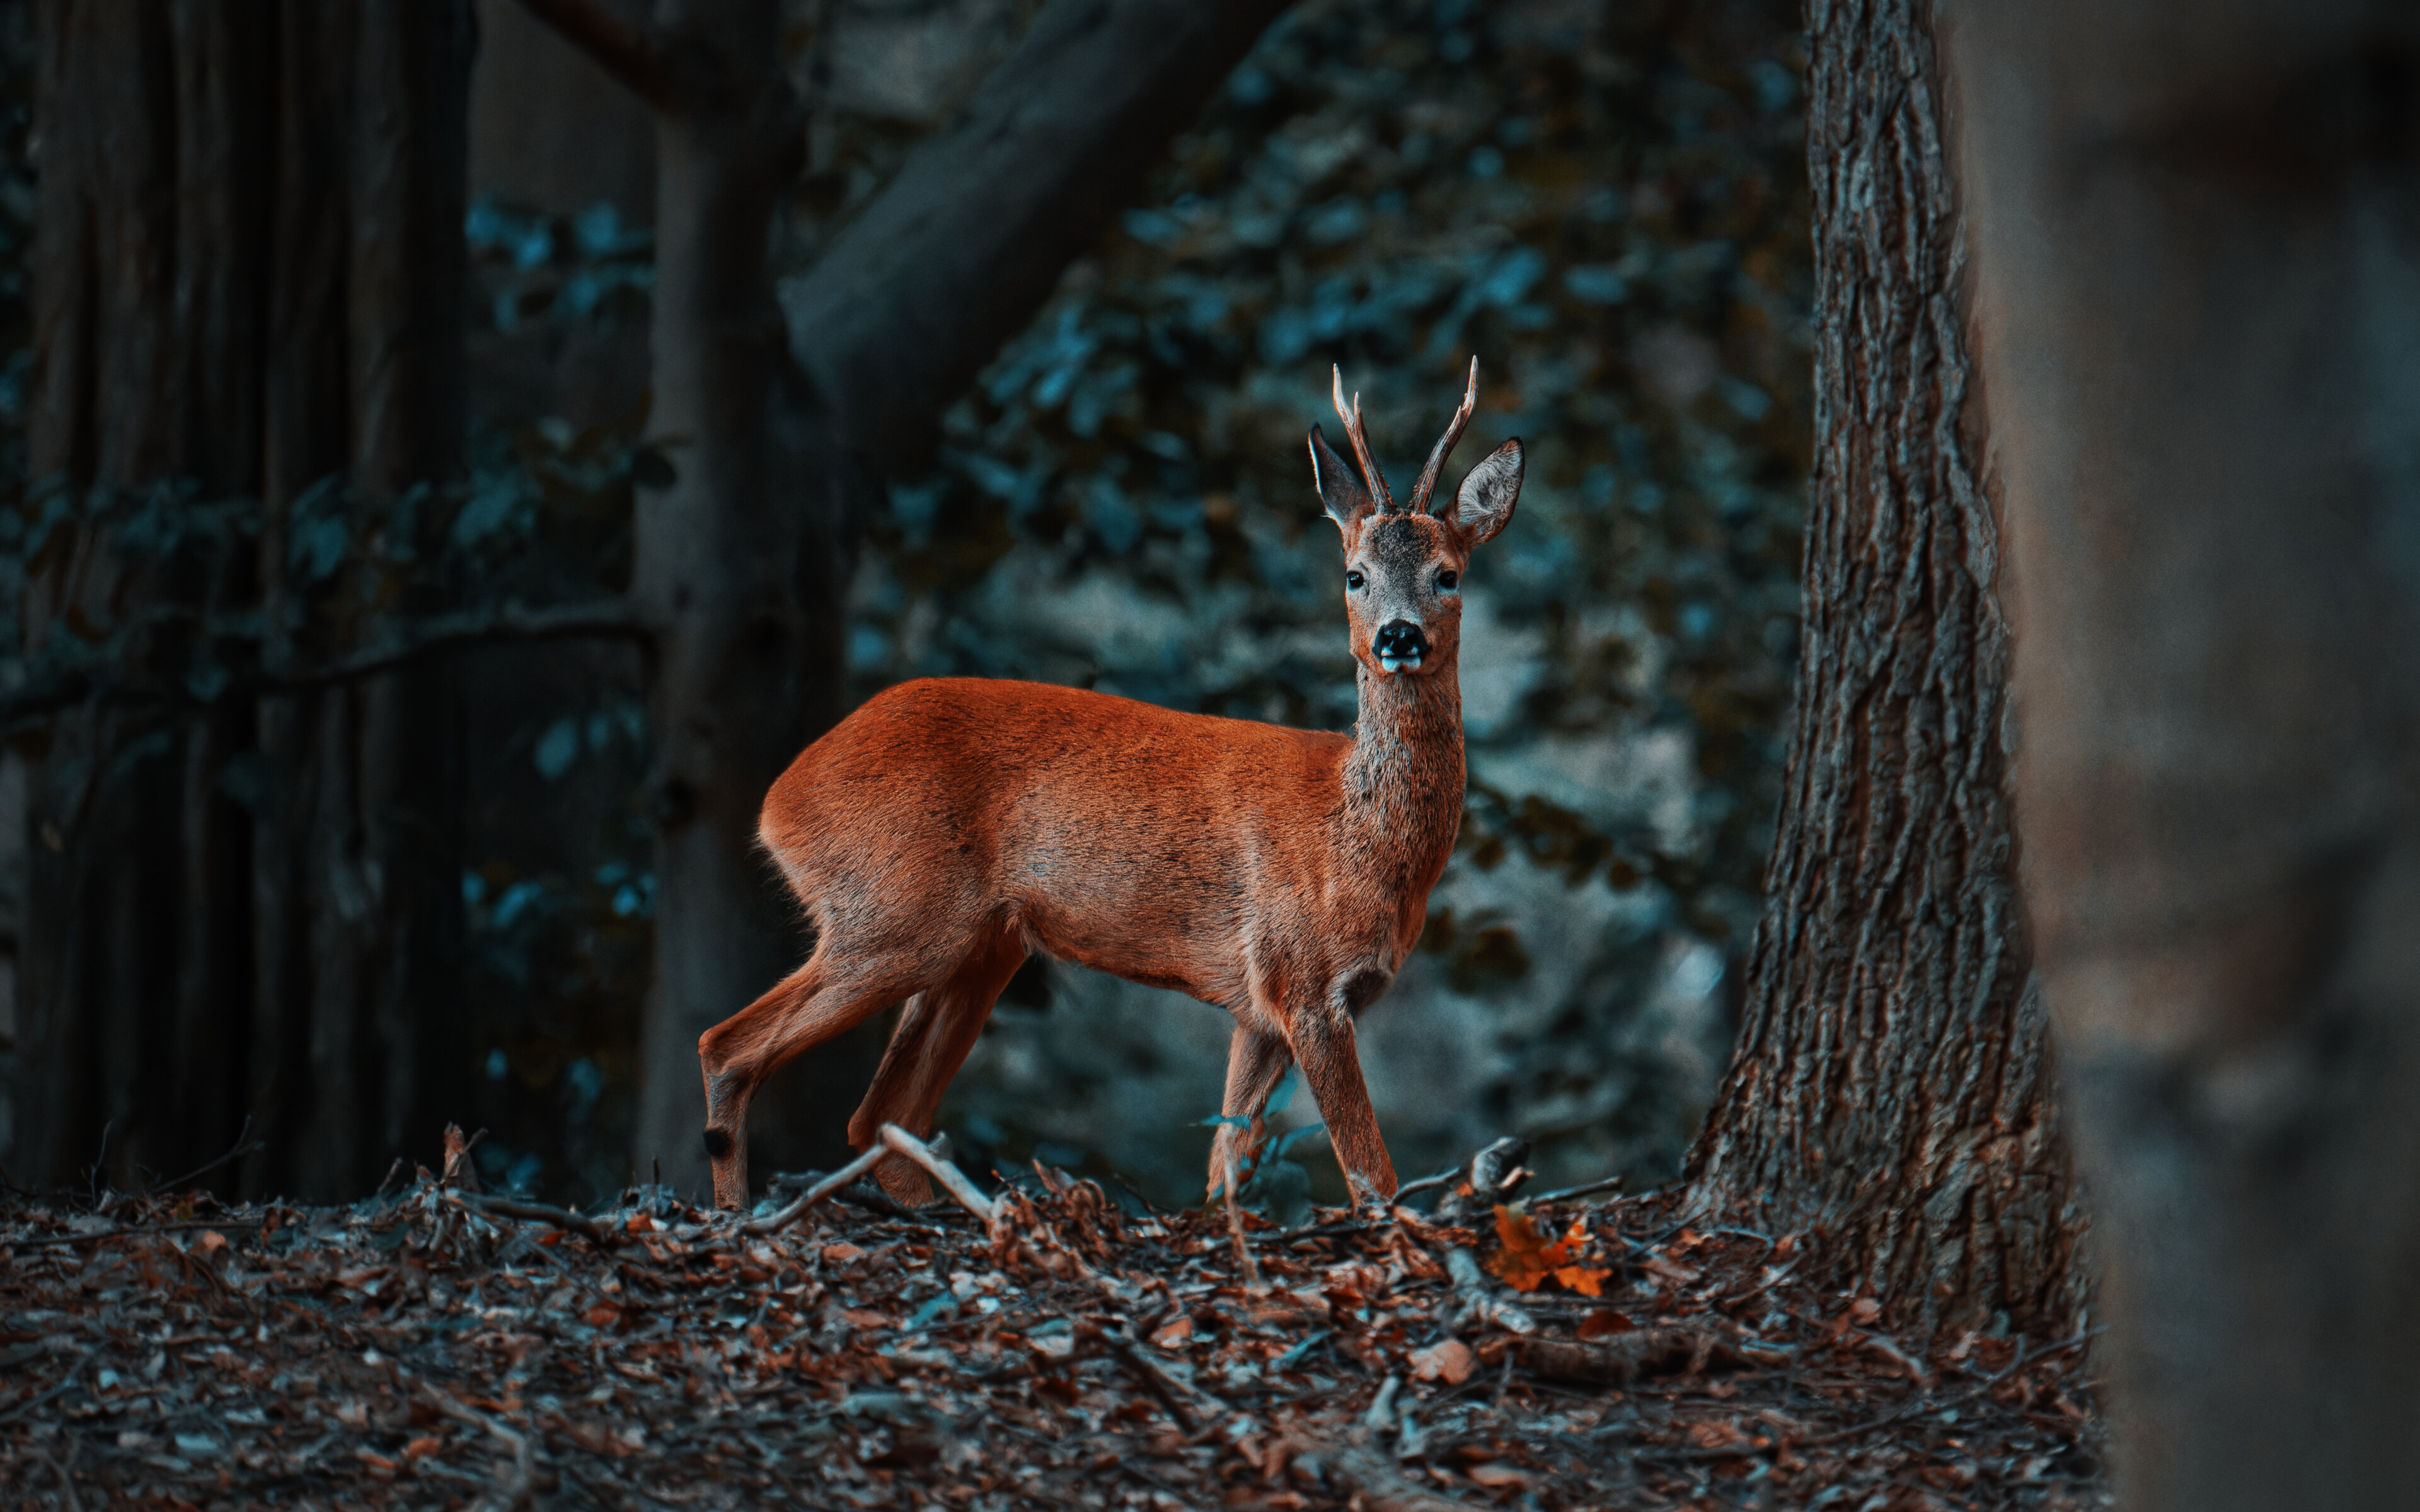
[1206, 1021, 1295, 1203]
[848, 924, 1028, 1206]
[697, 937, 950, 1211]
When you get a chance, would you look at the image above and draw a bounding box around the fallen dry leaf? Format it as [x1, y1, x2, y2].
[1151, 1314, 1194, 1349]
[1688, 1419, 1750, 1450]
[1408, 1337, 1475, 1384]
[1486, 1205, 1612, 1295]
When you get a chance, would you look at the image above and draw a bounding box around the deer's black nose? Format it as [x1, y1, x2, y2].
[1373, 619, 1428, 670]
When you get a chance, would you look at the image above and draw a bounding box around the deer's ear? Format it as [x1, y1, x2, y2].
[1310, 425, 1375, 535]
[1448, 438, 1522, 547]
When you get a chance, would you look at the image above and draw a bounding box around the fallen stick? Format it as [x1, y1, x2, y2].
[1439, 1242, 1539, 1335]
[458, 1193, 611, 1245]
[1386, 1166, 1465, 1206]
[743, 1143, 890, 1235]
[1111, 1309, 1216, 1433]
[33, 1448, 83, 1512]
[767, 1171, 926, 1220]
[0, 1346, 96, 1425]
[1282, 1419, 1482, 1512]
[877, 1124, 1000, 1225]
[1478, 1326, 1743, 1385]
[1790, 1327, 2097, 1450]
[1529, 1173, 1623, 1205]
[420, 1382, 537, 1511]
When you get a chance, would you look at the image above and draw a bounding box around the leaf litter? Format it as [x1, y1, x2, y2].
[0, 1130, 2109, 1510]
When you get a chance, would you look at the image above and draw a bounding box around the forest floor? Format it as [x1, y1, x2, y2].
[0, 1145, 2111, 1512]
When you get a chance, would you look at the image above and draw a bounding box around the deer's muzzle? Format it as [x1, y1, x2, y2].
[1373, 619, 1428, 672]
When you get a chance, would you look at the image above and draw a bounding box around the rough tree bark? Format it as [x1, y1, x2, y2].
[1683, 0, 2083, 1339]
[18, 0, 475, 1198]
[1951, 3, 2420, 1505]
[524, 0, 1289, 1196]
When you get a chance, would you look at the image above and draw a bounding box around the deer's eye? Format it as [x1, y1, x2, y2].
[1437, 570, 1460, 591]
[1345, 570, 1366, 590]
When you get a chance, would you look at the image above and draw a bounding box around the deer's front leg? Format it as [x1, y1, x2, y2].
[1207, 1021, 1294, 1203]
[1283, 981, 1399, 1205]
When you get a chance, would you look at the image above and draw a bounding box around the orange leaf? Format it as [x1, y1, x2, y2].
[1552, 1264, 1611, 1297]
[1487, 1206, 1611, 1295]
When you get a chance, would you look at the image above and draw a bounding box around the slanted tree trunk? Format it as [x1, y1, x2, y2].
[19, 0, 474, 1198]
[1952, 5, 2420, 1506]
[523, 0, 1289, 1197]
[1683, 0, 2083, 1339]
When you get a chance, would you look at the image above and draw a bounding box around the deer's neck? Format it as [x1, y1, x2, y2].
[1342, 662, 1465, 879]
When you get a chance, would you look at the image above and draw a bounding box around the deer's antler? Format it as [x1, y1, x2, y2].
[1331, 366, 1396, 513]
[1410, 357, 1480, 517]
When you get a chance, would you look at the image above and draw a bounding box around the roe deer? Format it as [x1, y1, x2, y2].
[697, 361, 1522, 1212]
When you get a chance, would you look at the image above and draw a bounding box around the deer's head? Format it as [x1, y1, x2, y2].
[1310, 360, 1523, 681]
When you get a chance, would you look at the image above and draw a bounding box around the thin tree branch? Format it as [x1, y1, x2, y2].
[513, 0, 681, 114]
[149, 1116, 265, 1194]
[785, 0, 1293, 472]
[1, 597, 651, 730]
[298, 597, 652, 686]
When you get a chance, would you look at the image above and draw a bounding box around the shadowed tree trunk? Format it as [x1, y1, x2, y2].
[1952, 3, 2420, 1505]
[521, 0, 1291, 1196]
[1683, 0, 2083, 1339]
[18, 0, 474, 1198]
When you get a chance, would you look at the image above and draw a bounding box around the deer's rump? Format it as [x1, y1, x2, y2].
[758, 677, 1350, 1002]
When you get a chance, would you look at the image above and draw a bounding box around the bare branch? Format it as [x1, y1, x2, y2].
[1, 597, 650, 730]
[300, 597, 650, 687]
[878, 1124, 1000, 1226]
[513, 0, 681, 114]
[786, 0, 1292, 472]
[743, 1143, 890, 1235]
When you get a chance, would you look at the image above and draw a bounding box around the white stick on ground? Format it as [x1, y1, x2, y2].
[741, 1143, 890, 1235]
[879, 1123, 1001, 1225]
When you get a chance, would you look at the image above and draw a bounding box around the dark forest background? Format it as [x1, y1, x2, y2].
[0, 0, 1807, 1213]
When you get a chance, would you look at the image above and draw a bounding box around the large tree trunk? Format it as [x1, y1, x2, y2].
[19, 0, 474, 1198]
[1683, 0, 2082, 1339]
[624, 0, 850, 1195]
[1951, 4, 2420, 1506]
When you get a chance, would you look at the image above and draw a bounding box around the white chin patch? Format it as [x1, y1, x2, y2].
[1376, 653, 1422, 673]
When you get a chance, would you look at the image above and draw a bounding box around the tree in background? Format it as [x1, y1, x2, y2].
[1683, 0, 2084, 1340]
[13, 1, 480, 1196]
[514, 0, 1298, 1193]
